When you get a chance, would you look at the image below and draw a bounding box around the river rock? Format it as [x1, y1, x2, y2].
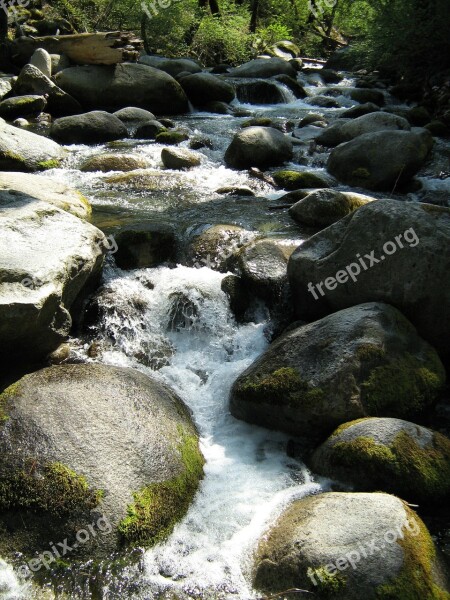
[114, 224, 177, 270]
[0, 172, 91, 219]
[13, 64, 81, 117]
[289, 188, 371, 227]
[288, 200, 450, 362]
[0, 191, 106, 362]
[273, 170, 331, 190]
[348, 87, 385, 105]
[0, 363, 204, 559]
[307, 95, 341, 108]
[318, 111, 411, 147]
[139, 56, 202, 78]
[187, 224, 253, 271]
[229, 302, 445, 438]
[340, 102, 380, 118]
[0, 95, 46, 120]
[235, 80, 288, 104]
[135, 120, 167, 139]
[179, 73, 235, 107]
[229, 58, 297, 78]
[224, 126, 293, 169]
[253, 492, 449, 599]
[113, 106, 156, 127]
[29, 48, 52, 78]
[272, 74, 307, 99]
[310, 417, 450, 505]
[54, 64, 189, 115]
[0, 119, 67, 171]
[0, 77, 13, 100]
[50, 111, 128, 144]
[80, 154, 147, 172]
[327, 129, 433, 190]
[161, 147, 201, 170]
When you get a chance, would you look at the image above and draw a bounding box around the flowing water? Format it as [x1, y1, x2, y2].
[1, 67, 449, 599]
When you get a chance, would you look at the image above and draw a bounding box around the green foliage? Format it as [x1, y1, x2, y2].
[309, 566, 347, 596]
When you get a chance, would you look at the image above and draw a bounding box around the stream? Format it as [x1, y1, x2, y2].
[1, 66, 449, 599]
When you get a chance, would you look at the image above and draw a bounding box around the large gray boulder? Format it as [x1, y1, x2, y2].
[0, 363, 204, 561]
[288, 199, 450, 362]
[229, 58, 297, 78]
[139, 56, 202, 78]
[317, 111, 411, 147]
[179, 73, 235, 107]
[229, 303, 445, 439]
[0, 172, 91, 219]
[0, 192, 106, 362]
[0, 119, 67, 171]
[310, 417, 450, 505]
[50, 111, 128, 144]
[13, 64, 81, 116]
[54, 64, 189, 115]
[253, 492, 449, 599]
[161, 147, 201, 170]
[0, 95, 47, 120]
[327, 129, 433, 190]
[235, 79, 288, 104]
[224, 126, 293, 169]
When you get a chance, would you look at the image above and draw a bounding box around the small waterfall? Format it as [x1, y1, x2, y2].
[234, 78, 297, 105]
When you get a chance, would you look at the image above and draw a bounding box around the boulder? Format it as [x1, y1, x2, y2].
[340, 102, 380, 119]
[327, 129, 433, 190]
[235, 80, 288, 104]
[318, 112, 411, 147]
[253, 492, 449, 599]
[0, 172, 91, 219]
[0, 77, 13, 100]
[179, 73, 235, 107]
[319, 68, 344, 84]
[50, 53, 71, 75]
[229, 58, 297, 78]
[29, 48, 52, 78]
[161, 147, 201, 170]
[0, 192, 106, 362]
[139, 56, 202, 78]
[273, 170, 330, 190]
[272, 74, 307, 99]
[229, 302, 445, 439]
[0, 120, 67, 172]
[55, 64, 189, 115]
[288, 200, 450, 362]
[113, 106, 156, 128]
[203, 100, 234, 114]
[0, 95, 46, 120]
[267, 40, 300, 59]
[155, 130, 189, 145]
[299, 113, 327, 127]
[289, 188, 371, 227]
[307, 95, 341, 108]
[80, 154, 147, 172]
[187, 224, 252, 271]
[135, 120, 167, 139]
[224, 126, 293, 169]
[348, 87, 385, 106]
[0, 363, 204, 559]
[13, 64, 81, 117]
[50, 111, 128, 144]
[310, 417, 450, 505]
[114, 224, 177, 270]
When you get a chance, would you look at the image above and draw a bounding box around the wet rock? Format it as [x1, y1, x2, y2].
[203, 100, 234, 114]
[139, 56, 202, 78]
[0, 95, 46, 120]
[0, 119, 67, 171]
[229, 58, 297, 79]
[230, 302, 445, 438]
[0, 363, 204, 558]
[179, 73, 235, 107]
[307, 95, 341, 108]
[253, 492, 449, 599]
[221, 274, 251, 321]
[55, 64, 189, 115]
[113, 106, 156, 127]
[215, 186, 255, 196]
[235, 79, 288, 104]
[289, 188, 371, 227]
[135, 120, 167, 139]
[319, 68, 344, 83]
[187, 224, 252, 271]
[327, 129, 433, 190]
[161, 147, 201, 170]
[272, 74, 307, 98]
[155, 130, 189, 145]
[50, 111, 128, 144]
[224, 126, 293, 169]
[273, 170, 331, 190]
[311, 417, 450, 505]
[340, 102, 380, 119]
[349, 87, 385, 106]
[288, 199, 450, 362]
[299, 113, 327, 127]
[80, 154, 147, 173]
[114, 223, 177, 269]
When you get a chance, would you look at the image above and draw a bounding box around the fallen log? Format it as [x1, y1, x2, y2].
[10, 31, 143, 66]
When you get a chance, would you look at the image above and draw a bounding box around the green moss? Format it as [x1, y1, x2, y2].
[118, 427, 204, 546]
[0, 382, 22, 423]
[331, 418, 372, 438]
[75, 190, 92, 218]
[331, 430, 450, 502]
[309, 566, 347, 596]
[37, 159, 61, 170]
[376, 505, 450, 599]
[273, 170, 328, 190]
[155, 131, 189, 145]
[360, 352, 444, 418]
[352, 167, 370, 179]
[239, 367, 325, 408]
[241, 117, 273, 128]
[0, 150, 25, 164]
[0, 461, 103, 518]
[355, 343, 386, 363]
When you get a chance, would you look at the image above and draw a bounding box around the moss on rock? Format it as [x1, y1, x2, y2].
[37, 159, 61, 170]
[308, 566, 347, 596]
[118, 427, 204, 545]
[155, 131, 189, 145]
[273, 170, 329, 190]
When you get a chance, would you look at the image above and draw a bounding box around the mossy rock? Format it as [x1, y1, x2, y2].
[155, 130, 189, 145]
[273, 170, 330, 190]
[241, 117, 275, 128]
[80, 153, 148, 173]
[289, 188, 371, 227]
[311, 417, 450, 505]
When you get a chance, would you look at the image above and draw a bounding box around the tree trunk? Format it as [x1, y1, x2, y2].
[9, 32, 143, 66]
[0, 8, 8, 41]
[250, 0, 259, 33]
